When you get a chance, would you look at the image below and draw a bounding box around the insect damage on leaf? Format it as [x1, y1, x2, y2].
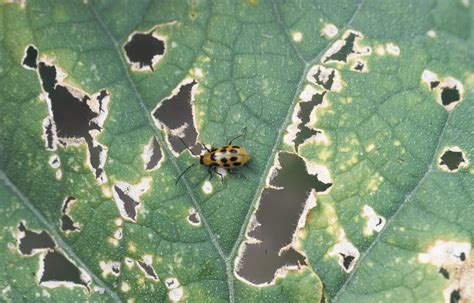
[99, 260, 121, 278]
[438, 147, 468, 172]
[136, 255, 159, 281]
[421, 70, 465, 111]
[307, 65, 342, 92]
[22, 47, 110, 184]
[48, 154, 62, 180]
[201, 180, 213, 195]
[38, 250, 91, 290]
[22, 45, 38, 70]
[235, 152, 332, 286]
[362, 205, 386, 236]
[16, 222, 55, 256]
[284, 85, 328, 152]
[350, 59, 368, 73]
[60, 196, 80, 233]
[152, 78, 203, 156]
[187, 208, 201, 226]
[123, 27, 166, 72]
[143, 136, 164, 171]
[418, 240, 473, 303]
[165, 277, 184, 302]
[328, 232, 360, 273]
[320, 23, 338, 39]
[321, 30, 371, 64]
[16, 222, 90, 290]
[112, 178, 152, 223]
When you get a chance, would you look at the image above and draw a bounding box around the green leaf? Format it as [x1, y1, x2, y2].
[1, 1, 473, 302]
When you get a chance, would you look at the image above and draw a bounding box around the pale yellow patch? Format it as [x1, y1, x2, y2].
[427, 30, 437, 38]
[366, 143, 375, 152]
[292, 31, 303, 43]
[128, 242, 137, 253]
[320, 23, 338, 38]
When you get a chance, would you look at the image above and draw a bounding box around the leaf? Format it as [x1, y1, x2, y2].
[0, 1, 473, 302]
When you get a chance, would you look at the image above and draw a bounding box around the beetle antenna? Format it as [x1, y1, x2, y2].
[228, 127, 247, 145]
[179, 137, 198, 156]
[176, 163, 196, 185]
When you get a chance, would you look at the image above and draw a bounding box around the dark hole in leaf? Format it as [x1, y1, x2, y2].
[60, 197, 79, 233]
[313, 69, 335, 90]
[17, 222, 55, 255]
[324, 32, 358, 63]
[430, 81, 440, 90]
[152, 80, 202, 155]
[60, 215, 79, 233]
[22, 45, 38, 69]
[35, 59, 108, 180]
[111, 264, 120, 274]
[137, 261, 158, 280]
[441, 86, 460, 106]
[450, 289, 461, 303]
[123, 32, 164, 71]
[188, 213, 200, 224]
[340, 253, 355, 270]
[40, 251, 88, 288]
[294, 92, 325, 152]
[114, 186, 140, 222]
[237, 152, 332, 284]
[145, 137, 163, 170]
[439, 150, 465, 171]
[354, 61, 364, 71]
[44, 119, 55, 150]
[439, 267, 450, 279]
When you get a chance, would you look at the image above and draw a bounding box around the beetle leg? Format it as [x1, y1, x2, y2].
[207, 166, 213, 180]
[213, 167, 224, 183]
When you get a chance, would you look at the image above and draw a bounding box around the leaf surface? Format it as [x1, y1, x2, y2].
[0, 1, 473, 302]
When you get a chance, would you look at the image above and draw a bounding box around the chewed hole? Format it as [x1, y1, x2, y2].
[123, 29, 165, 72]
[22, 45, 38, 69]
[438, 147, 468, 172]
[441, 86, 460, 106]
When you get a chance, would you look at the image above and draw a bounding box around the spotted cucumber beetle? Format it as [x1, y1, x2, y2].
[176, 131, 250, 184]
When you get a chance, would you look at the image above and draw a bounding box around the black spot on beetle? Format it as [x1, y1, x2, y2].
[223, 163, 230, 168]
[220, 148, 227, 153]
[230, 156, 238, 162]
[221, 158, 228, 163]
[233, 162, 242, 166]
[210, 153, 216, 161]
[230, 149, 238, 154]
[232, 145, 239, 148]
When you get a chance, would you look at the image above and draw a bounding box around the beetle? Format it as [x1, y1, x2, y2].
[176, 132, 250, 184]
